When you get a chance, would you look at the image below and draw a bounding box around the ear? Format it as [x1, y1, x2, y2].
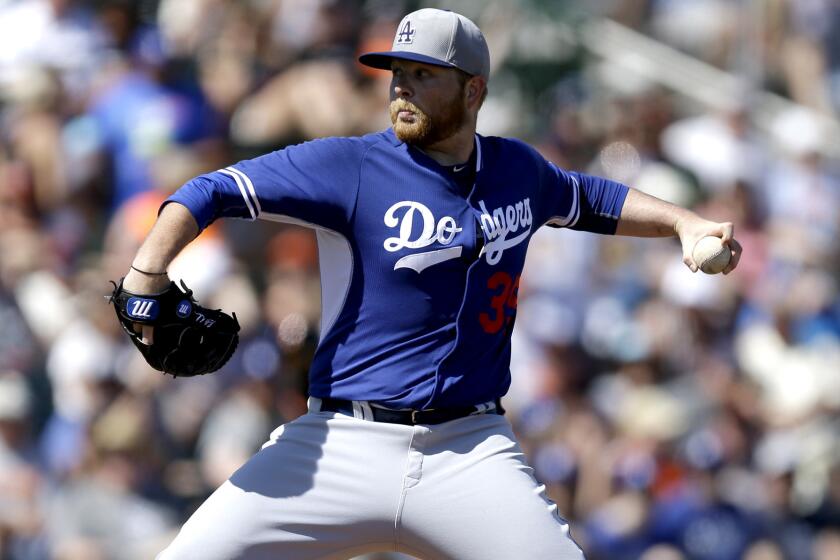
[466, 77, 486, 107]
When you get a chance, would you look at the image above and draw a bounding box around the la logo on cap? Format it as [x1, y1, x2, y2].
[396, 20, 415, 44]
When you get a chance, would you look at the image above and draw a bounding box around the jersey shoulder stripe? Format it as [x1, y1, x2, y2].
[218, 168, 257, 220]
[226, 131, 393, 226]
[225, 166, 262, 216]
[546, 173, 581, 228]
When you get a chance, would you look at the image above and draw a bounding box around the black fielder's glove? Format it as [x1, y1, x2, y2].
[109, 278, 240, 377]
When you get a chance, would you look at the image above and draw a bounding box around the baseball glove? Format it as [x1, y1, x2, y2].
[109, 278, 240, 377]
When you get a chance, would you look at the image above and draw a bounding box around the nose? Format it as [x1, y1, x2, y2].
[392, 76, 412, 99]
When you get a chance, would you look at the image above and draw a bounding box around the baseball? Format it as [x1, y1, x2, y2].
[692, 236, 731, 274]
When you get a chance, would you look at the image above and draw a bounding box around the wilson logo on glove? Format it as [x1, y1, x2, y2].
[127, 298, 158, 320]
[176, 300, 192, 318]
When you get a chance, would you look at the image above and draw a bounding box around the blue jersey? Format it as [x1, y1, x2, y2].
[168, 128, 628, 408]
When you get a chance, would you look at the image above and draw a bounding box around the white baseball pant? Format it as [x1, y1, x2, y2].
[156, 400, 585, 559]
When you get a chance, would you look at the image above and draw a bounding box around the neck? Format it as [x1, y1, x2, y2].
[416, 125, 476, 166]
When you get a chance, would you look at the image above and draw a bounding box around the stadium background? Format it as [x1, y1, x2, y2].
[1, 0, 839, 558]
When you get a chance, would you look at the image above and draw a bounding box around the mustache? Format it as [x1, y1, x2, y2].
[390, 99, 423, 114]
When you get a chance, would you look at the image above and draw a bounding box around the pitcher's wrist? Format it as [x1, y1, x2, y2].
[123, 268, 170, 294]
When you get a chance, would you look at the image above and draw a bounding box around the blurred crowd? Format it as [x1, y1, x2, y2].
[0, 0, 839, 559]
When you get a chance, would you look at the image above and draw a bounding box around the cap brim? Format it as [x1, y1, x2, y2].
[358, 51, 457, 71]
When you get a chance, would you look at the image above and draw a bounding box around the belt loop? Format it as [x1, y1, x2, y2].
[350, 401, 375, 420]
[351, 401, 364, 420]
[308, 396, 323, 412]
[470, 400, 495, 415]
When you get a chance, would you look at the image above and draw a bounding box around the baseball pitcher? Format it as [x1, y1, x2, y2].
[111, 8, 742, 559]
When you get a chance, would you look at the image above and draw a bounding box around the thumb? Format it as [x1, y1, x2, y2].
[683, 248, 698, 273]
[682, 239, 698, 273]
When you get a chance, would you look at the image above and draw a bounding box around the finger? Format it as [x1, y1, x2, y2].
[723, 238, 742, 274]
[132, 322, 151, 344]
[719, 222, 734, 242]
[141, 325, 154, 346]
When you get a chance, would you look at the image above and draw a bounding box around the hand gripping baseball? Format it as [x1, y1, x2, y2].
[675, 218, 742, 274]
[110, 278, 240, 377]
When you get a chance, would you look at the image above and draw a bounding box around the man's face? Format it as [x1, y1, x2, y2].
[389, 59, 469, 147]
